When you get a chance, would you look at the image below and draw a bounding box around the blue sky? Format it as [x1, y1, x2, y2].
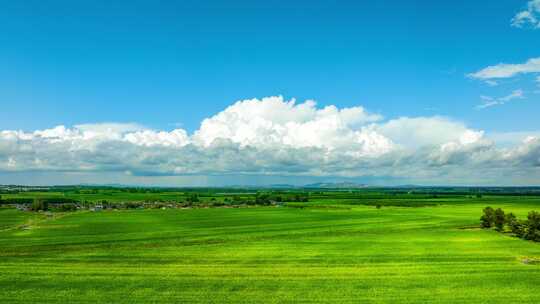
[1, 1, 539, 186]
[1, 0, 538, 132]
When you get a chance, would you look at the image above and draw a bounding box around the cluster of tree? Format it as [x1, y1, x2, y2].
[481, 207, 540, 242]
[222, 193, 308, 206]
[186, 194, 200, 203]
[58, 204, 77, 211]
[120, 188, 164, 194]
[72, 189, 99, 194]
[41, 198, 79, 204]
[3, 191, 312, 212]
[1, 197, 80, 205]
[0, 197, 35, 205]
[31, 199, 48, 211]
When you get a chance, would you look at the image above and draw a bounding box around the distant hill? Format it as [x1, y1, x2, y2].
[303, 182, 371, 189]
[268, 184, 297, 189]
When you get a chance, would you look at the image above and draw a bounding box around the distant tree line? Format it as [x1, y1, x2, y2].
[481, 207, 540, 242]
[223, 193, 308, 206]
[0, 197, 79, 205]
[1, 192, 310, 212]
[0, 197, 34, 205]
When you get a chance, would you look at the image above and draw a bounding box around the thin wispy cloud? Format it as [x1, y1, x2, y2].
[484, 80, 499, 87]
[512, 0, 540, 29]
[468, 57, 540, 81]
[476, 89, 525, 109]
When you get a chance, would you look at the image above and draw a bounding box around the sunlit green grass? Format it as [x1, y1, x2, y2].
[1, 198, 539, 303]
[0, 208, 40, 230]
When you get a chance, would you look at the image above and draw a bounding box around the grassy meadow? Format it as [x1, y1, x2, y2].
[1, 192, 540, 303]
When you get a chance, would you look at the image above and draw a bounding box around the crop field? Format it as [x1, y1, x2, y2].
[1, 194, 540, 303]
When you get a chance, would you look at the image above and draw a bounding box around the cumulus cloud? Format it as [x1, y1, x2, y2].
[192, 97, 388, 156]
[375, 117, 483, 148]
[511, 0, 540, 29]
[1, 96, 539, 184]
[490, 131, 540, 146]
[476, 89, 525, 109]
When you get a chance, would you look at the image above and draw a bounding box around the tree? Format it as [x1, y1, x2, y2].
[494, 208, 505, 231]
[255, 194, 270, 205]
[504, 212, 523, 236]
[512, 221, 526, 238]
[525, 211, 540, 241]
[480, 206, 495, 228]
[60, 204, 76, 212]
[505, 212, 516, 226]
[31, 199, 48, 211]
[186, 194, 199, 203]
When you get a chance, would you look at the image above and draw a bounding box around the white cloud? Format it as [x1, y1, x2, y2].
[124, 129, 190, 147]
[485, 80, 499, 87]
[1, 96, 539, 184]
[489, 131, 540, 146]
[468, 57, 540, 81]
[476, 89, 525, 109]
[192, 96, 389, 156]
[374, 117, 481, 148]
[512, 0, 540, 28]
[500, 89, 525, 102]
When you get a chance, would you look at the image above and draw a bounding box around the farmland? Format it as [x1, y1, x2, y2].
[1, 188, 540, 303]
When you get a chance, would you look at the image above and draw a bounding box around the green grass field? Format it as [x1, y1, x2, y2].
[1, 197, 540, 303]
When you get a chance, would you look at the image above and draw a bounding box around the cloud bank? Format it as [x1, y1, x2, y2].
[1, 96, 539, 185]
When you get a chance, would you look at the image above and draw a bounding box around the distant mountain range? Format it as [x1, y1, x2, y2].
[303, 182, 371, 189]
[223, 182, 372, 189]
[3, 183, 540, 190]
